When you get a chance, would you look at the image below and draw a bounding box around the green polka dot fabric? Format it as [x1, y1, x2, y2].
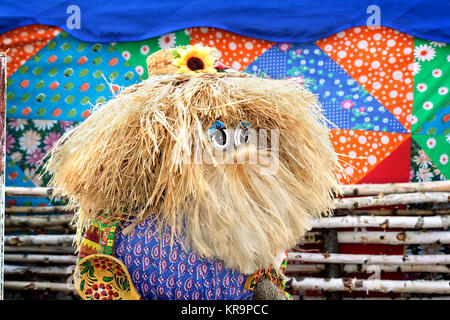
[412, 39, 449, 133]
[411, 39, 449, 179]
[6, 31, 139, 121]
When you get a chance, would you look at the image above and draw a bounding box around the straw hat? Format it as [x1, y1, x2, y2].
[146, 44, 227, 76]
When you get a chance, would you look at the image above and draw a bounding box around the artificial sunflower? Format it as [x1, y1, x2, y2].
[172, 45, 217, 74]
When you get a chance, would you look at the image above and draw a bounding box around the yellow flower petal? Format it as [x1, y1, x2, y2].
[171, 45, 216, 74]
[173, 58, 184, 67]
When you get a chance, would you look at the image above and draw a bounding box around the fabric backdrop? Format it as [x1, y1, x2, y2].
[2, 25, 448, 200]
[0, 1, 449, 43]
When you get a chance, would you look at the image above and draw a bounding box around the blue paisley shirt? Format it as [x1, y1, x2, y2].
[114, 217, 253, 300]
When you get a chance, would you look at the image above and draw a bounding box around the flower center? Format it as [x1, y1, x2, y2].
[187, 57, 205, 71]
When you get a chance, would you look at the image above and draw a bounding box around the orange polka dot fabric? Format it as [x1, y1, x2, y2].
[316, 27, 414, 132]
[0, 24, 61, 78]
[188, 27, 275, 71]
[330, 129, 409, 184]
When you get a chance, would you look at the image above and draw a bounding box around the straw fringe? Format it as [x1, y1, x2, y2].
[43, 73, 342, 274]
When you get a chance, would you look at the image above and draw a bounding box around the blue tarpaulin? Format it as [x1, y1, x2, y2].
[0, 0, 449, 43]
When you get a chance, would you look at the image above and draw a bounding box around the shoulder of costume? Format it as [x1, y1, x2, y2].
[74, 211, 142, 299]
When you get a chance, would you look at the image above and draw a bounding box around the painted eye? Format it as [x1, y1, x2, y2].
[234, 122, 251, 146]
[208, 121, 229, 150]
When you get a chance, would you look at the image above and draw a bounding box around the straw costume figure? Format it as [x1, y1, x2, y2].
[43, 44, 342, 300]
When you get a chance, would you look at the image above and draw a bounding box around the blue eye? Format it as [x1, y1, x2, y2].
[240, 121, 250, 129]
[234, 121, 251, 146]
[208, 121, 229, 149]
[208, 120, 225, 132]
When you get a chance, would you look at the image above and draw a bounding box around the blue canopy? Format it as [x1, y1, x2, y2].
[0, 0, 449, 43]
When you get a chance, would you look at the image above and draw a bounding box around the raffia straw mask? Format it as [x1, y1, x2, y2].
[43, 45, 342, 274]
